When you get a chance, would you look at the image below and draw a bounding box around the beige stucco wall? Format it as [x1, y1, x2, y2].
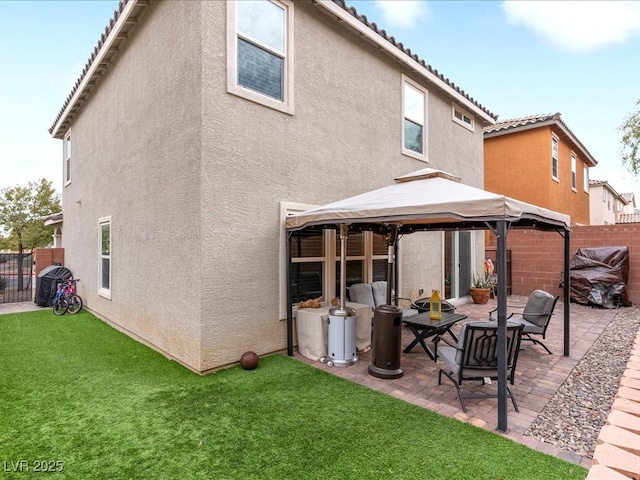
[60, 0, 486, 372]
[61, 1, 204, 369]
[589, 185, 617, 225]
[198, 1, 486, 371]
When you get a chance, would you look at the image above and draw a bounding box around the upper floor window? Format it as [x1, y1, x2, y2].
[402, 76, 428, 160]
[571, 153, 577, 191]
[583, 166, 589, 192]
[227, 0, 294, 115]
[551, 136, 559, 180]
[452, 103, 474, 131]
[64, 133, 71, 185]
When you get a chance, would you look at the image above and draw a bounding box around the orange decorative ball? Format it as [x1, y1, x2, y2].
[240, 351, 259, 370]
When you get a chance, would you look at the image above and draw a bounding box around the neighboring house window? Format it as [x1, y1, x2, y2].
[227, 0, 294, 115]
[452, 103, 474, 131]
[551, 136, 559, 180]
[64, 133, 71, 185]
[402, 75, 428, 160]
[99, 217, 111, 299]
[583, 166, 589, 192]
[571, 153, 577, 191]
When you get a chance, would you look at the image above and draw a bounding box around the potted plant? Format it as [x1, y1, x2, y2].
[470, 271, 493, 304]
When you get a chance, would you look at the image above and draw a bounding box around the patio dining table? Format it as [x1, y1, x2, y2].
[403, 311, 467, 361]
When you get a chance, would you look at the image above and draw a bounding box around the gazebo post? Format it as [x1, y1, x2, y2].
[564, 229, 570, 356]
[496, 220, 509, 433]
[286, 231, 293, 356]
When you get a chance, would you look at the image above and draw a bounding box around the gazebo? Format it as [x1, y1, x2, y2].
[285, 168, 571, 432]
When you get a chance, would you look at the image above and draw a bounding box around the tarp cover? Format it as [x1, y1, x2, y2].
[35, 265, 72, 307]
[568, 246, 631, 308]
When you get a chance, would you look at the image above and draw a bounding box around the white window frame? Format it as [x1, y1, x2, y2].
[551, 135, 559, 182]
[99, 216, 112, 300]
[583, 166, 589, 193]
[402, 75, 428, 161]
[226, 0, 295, 115]
[571, 152, 577, 191]
[452, 103, 474, 132]
[64, 131, 71, 187]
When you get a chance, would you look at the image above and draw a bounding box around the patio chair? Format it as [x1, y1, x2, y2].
[435, 321, 524, 412]
[348, 281, 419, 318]
[489, 290, 558, 354]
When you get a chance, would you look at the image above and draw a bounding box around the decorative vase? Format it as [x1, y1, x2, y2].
[470, 287, 491, 305]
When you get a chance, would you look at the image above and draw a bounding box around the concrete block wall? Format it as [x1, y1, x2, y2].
[487, 224, 640, 305]
[34, 248, 65, 277]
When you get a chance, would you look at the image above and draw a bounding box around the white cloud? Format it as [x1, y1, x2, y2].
[374, 0, 431, 30]
[502, 1, 640, 53]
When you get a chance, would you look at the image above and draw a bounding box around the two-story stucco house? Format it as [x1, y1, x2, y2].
[48, 0, 496, 373]
[588, 179, 627, 225]
[620, 192, 637, 214]
[483, 113, 597, 226]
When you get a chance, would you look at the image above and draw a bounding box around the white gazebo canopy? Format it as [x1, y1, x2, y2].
[285, 168, 570, 232]
[285, 168, 572, 433]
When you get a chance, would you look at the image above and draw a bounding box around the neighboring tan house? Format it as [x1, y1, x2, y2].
[48, 0, 496, 373]
[589, 180, 628, 225]
[484, 113, 597, 226]
[621, 192, 637, 214]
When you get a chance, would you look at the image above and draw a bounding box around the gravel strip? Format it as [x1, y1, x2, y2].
[525, 304, 640, 458]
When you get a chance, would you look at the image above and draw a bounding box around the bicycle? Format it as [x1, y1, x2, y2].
[52, 278, 83, 316]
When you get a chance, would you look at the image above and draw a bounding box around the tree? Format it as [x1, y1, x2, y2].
[620, 99, 640, 177]
[0, 178, 61, 291]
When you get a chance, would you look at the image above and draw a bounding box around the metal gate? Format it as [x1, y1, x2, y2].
[0, 252, 34, 304]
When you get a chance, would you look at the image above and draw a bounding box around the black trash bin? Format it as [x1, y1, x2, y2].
[368, 304, 404, 379]
[35, 266, 72, 307]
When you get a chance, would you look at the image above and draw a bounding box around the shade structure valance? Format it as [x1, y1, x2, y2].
[285, 168, 570, 232]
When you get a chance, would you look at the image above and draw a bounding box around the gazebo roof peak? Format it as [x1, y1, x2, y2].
[394, 168, 461, 184]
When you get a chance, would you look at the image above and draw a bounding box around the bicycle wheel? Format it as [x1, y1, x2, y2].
[67, 295, 83, 314]
[53, 297, 69, 316]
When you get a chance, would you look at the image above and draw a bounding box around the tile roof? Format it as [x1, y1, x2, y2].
[483, 112, 598, 167]
[483, 113, 561, 134]
[333, 0, 497, 121]
[50, 0, 498, 137]
[589, 179, 607, 186]
[49, 0, 142, 137]
[617, 212, 640, 223]
[620, 192, 635, 203]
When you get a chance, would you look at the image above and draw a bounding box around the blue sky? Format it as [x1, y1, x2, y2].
[2, 0, 640, 202]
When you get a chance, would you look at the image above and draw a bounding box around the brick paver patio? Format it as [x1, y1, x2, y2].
[295, 297, 619, 470]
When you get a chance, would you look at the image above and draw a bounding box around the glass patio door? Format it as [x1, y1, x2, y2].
[444, 231, 472, 301]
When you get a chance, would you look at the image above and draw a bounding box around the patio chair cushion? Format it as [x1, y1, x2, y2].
[349, 283, 376, 308]
[350, 281, 419, 318]
[503, 317, 545, 335]
[371, 281, 419, 317]
[522, 290, 556, 327]
[371, 281, 388, 307]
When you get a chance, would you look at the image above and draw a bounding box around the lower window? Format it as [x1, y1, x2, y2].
[99, 216, 111, 299]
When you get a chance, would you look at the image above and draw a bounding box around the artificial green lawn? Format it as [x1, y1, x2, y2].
[0, 309, 586, 479]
